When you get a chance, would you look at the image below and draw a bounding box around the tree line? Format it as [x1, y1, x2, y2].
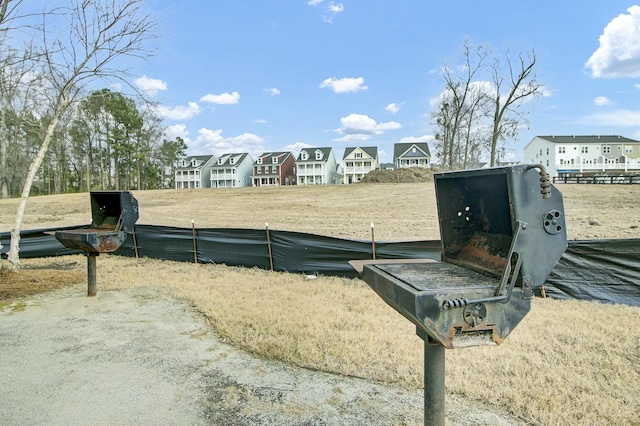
[0, 0, 185, 200]
[1, 78, 187, 198]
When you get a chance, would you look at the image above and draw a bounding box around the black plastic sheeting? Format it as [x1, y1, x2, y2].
[2, 225, 639, 306]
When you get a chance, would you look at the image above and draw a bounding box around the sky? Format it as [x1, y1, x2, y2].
[129, 1, 640, 164]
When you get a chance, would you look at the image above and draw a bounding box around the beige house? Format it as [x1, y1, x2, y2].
[342, 146, 378, 184]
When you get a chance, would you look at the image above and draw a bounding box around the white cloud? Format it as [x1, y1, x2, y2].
[585, 5, 640, 78]
[264, 88, 280, 96]
[320, 77, 367, 93]
[585, 108, 640, 126]
[285, 142, 312, 157]
[200, 91, 240, 104]
[254, 118, 268, 124]
[155, 102, 201, 120]
[163, 124, 191, 144]
[334, 113, 401, 141]
[635, 83, 640, 90]
[398, 135, 435, 143]
[594, 96, 612, 106]
[188, 128, 265, 157]
[308, 1, 343, 23]
[385, 103, 401, 114]
[135, 75, 167, 97]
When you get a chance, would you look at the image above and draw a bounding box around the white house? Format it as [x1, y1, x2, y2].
[394, 142, 431, 169]
[524, 135, 640, 178]
[210, 153, 254, 188]
[342, 146, 379, 184]
[175, 155, 216, 189]
[295, 147, 341, 185]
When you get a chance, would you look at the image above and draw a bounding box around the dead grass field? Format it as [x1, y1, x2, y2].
[2, 182, 640, 240]
[2, 182, 640, 425]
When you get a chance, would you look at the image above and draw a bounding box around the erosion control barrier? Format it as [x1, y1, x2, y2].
[2, 225, 639, 306]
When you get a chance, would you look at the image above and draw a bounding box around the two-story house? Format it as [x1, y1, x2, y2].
[175, 155, 216, 189]
[252, 152, 296, 186]
[210, 153, 254, 188]
[295, 147, 341, 185]
[342, 146, 378, 184]
[524, 135, 640, 178]
[394, 142, 431, 169]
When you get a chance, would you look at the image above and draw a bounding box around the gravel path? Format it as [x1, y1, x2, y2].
[0, 286, 522, 425]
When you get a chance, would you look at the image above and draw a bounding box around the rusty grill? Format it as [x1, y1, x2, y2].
[356, 164, 567, 425]
[55, 191, 138, 296]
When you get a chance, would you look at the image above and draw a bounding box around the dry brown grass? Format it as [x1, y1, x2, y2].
[2, 182, 640, 424]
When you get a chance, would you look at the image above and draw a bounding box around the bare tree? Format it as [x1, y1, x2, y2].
[432, 42, 544, 168]
[432, 42, 489, 169]
[487, 50, 544, 166]
[7, 0, 155, 270]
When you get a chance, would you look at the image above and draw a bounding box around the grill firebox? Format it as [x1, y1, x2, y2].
[55, 191, 138, 296]
[356, 164, 567, 425]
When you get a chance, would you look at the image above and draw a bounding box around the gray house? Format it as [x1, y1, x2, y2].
[210, 153, 254, 188]
[295, 147, 341, 185]
[394, 142, 431, 169]
[175, 155, 216, 189]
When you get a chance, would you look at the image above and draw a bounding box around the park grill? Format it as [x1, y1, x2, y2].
[356, 164, 567, 426]
[54, 191, 139, 296]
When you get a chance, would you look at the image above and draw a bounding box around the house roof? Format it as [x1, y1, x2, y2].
[176, 155, 215, 170]
[393, 142, 431, 158]
[533, 135, 640, 145]
[211, 152, 251, 168]
[254, 151, 292, 165]
[296, 147, 334, 162]
[342, 146, 378, 160]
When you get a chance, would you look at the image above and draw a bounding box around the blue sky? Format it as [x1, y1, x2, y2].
[131, 1, 640, 164]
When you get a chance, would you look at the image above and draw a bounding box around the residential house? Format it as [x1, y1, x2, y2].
[175, 155, 216, 189]
[342, 146, 378, 184]
[394, 142, 431, 169]
[210, 153, 254, 188]
[295, 147, 341, 185]
[251, 152, 296, 186]
[524, 135, 640, 178]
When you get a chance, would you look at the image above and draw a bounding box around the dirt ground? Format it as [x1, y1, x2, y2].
[1, 181, 638, 424]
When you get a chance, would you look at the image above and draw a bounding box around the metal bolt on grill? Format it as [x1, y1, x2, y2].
[54, 191, 139, 296]
[352, 164, 567, 426]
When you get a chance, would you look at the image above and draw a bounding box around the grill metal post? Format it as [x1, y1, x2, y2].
[419, 329, 445, 426]
[87, 253, 98, 297]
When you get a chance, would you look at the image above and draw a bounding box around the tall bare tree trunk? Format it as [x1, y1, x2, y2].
[8, 104, 63, 269]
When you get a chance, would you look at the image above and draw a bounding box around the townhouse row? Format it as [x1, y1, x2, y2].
[175, 142, 431, 189]
[524, 135, 640, 178]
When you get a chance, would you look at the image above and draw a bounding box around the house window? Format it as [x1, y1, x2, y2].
[257, 158, 262, 164]
[272, 157, 278, 164]
[301, 151, 308, 160]
[315, 150, 322, 160]
[625, 146, 633, 154]
[581, 146, 588, 154]
[558, 147, 566, 154]
[603, 145, 611, 154]
[546, 148, 549, 155]
[355, 152, 362, 158]
[191, 159, 198, 167]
